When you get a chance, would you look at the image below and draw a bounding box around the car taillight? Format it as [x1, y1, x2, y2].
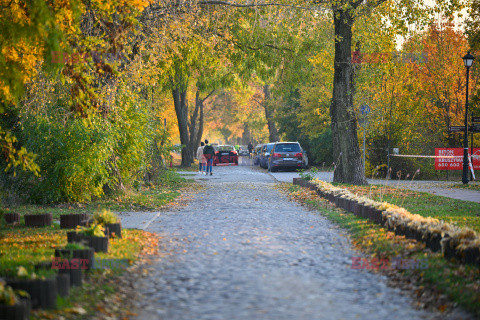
[295, 153, 303, 159]
[232, 150, 237, 155]
[273, 153, 281, 158]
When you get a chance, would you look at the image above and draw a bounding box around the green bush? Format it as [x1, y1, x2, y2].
[63, 242, 89, 250]
[93, 208, 118, 225]
[0, 70, 182, 204]
[0, 280, 29, 306]
[0, 81, 167, 203]
[19, 115, 111, 203]
[76, 224, 105, 237]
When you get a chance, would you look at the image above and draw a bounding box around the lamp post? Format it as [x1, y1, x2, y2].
[462, 52, 475, 184]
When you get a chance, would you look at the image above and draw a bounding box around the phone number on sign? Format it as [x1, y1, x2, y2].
[436, 162, 461, 167]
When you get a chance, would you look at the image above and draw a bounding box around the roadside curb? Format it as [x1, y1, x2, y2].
[267, 172, 280, 182]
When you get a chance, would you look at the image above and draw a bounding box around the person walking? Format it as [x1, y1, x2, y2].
[196, 142, 206, 174]
[203, 139, 215, 176]
[248, 142, 254, 159]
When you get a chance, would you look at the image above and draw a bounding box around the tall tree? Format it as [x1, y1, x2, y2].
[466, 0, 480, 113]
[412, 22, 473, 147]
[263, 84, 280, 142]
[0, 0, 151, 175]
[191, 86, 216, 159]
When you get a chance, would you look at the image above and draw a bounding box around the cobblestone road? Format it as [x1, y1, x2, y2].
[133, 165, 437, 320]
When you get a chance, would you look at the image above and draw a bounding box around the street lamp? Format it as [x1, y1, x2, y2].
[462, 52, 475, 184]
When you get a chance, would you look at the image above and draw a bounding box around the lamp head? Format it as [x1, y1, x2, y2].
[463, 51, 475, 68]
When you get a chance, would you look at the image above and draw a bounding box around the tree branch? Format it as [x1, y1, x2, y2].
[252, 97, 263, 105]
[356, 0, 388, 16]
[144, 1, 328, 22]
[198, 0, 324, 10]
[201, 89, 217, 103]
[214, 31, 294, 53]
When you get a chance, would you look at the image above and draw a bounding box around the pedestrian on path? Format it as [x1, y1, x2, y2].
[196, 142, 206, 174]
[203, 139, 215, 176]
[248, 142, 253, 159]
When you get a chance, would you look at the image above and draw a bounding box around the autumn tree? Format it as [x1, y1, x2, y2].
[352, 17, 475, 177]
[411, 22, 473, 147]
[148, 5, 237, 166]
[0, 0, 152, 178]
[0, 1, 181, 202]
[0, 0, 80, 174]
[466, 0, 480, 112]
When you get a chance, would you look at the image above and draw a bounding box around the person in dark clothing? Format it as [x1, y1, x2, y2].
[248, 142, 254, 159]
[203, 139, 215, 175]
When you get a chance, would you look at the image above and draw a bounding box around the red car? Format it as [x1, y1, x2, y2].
[214, 145, 239, 165]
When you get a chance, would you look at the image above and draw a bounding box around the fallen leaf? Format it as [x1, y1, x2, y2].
[65, 307, 86, 315]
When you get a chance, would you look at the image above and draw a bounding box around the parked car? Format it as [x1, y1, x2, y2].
[253, 144, 264, 165]
[213, 145, 239, 165]
[267, 142, 308, 172]
[259, 143, 275, 169]
[238, 145, 249, 157]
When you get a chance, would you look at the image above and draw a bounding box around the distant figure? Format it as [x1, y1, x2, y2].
[196, 142, 206, 175]
[203, 139, 215, 176]
[248, 142, 254, 159]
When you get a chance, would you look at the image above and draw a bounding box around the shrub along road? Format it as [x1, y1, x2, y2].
[127, 165, 452, 320]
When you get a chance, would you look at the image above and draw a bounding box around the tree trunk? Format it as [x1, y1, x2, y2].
[263, 84, 280, 142]
[172, 87, 192, 167]
[194, 90, 205, 153]
[331, 7, 367, 185]
[191, 88, 214, 158]
[189, 90, 201, 161]
[242, 123, 251, 145]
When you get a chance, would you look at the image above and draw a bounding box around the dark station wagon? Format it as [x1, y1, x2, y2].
[267, 142, 308, 172]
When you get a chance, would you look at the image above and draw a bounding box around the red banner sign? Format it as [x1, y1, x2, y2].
[435, 148, 480, 170]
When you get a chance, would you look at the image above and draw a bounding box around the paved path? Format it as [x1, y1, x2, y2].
[129, 165, 441, 320]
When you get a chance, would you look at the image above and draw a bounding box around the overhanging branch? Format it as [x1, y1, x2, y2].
[198, 0, 324, 10]
[201, 89, 217, 103]
[214, 31, 294, 53]
[356, 0, 388, 16]
[145, 0, 329, 21]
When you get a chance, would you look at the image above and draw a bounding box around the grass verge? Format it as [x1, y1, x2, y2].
[2, 168, 189, 221]
[279, 183, 480, 317]
[0, 223, 160, 319]
[335, 183, 480, 232]
[449, 181, 480, 192]
[0, 169, 189, 319]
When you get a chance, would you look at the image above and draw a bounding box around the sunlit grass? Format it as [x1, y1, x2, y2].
[0, 224, 156, 276]
[337, 184, 480, 232]
[449, 181, 480, 192]
[0, 224, 66, 276]
[3, 171, 188, 220]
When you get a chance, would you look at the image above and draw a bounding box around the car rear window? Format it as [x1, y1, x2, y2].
[266, 144, 274, 152]
[274, 143, 301, 152]
[216, 146, 234, 151]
